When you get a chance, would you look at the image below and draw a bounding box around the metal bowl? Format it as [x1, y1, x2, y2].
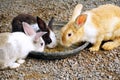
[29, 21, 90, 60]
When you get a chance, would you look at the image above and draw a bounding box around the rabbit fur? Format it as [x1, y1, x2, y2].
[0, 22, 46, 69]
[60, 4, 120, 51]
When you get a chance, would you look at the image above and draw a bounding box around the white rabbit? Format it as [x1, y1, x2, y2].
[0, 22, 46, 69]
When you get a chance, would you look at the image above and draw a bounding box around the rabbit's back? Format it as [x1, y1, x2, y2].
[0, 32, 34, 59]
[8, 32, 35, 57]
[12, 14, 36, 32]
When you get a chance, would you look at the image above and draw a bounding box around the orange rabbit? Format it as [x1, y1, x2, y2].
[60, 4, 120, 51]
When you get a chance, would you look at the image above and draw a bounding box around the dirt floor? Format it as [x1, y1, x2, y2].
[0, 0, 120, 80]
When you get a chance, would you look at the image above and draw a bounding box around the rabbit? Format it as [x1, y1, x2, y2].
[0, 22, 46, 69]
[60, 4, 120, 51]
[11, 14, 57, 48]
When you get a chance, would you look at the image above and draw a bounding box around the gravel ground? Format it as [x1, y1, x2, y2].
[0, 0, 120, 80]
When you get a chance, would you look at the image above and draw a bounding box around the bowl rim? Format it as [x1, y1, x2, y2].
[29, 42, 90, 60]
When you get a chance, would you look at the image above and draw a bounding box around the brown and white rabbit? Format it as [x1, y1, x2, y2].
[11, 14, 57, 48]
[0, 22, 46, 69]
[60, 4, 120, 51]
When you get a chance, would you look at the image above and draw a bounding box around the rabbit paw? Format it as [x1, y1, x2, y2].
[17, 59, 25, 64]
[9, 63, 20, 69]
[102, 42, 118, 50]
[89, 47, 99, 52]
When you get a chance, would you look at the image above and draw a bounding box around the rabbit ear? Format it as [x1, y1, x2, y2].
[22, 22, 36, 36]
[34, 32, 47, 42]
[71, 4, 83, 21]
[48, 17, 54, 30]
[75, 14, 87, 28]
[37, 16, 47, 30]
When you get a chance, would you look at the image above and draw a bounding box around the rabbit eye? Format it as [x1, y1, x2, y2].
[41, 43, 43, 46]
[68, 33, 72, 37]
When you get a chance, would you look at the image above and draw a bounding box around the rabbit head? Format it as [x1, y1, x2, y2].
[22, 22, 47, 52]
[37, 16, 57, 48]
[60, 4, 84, 47]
